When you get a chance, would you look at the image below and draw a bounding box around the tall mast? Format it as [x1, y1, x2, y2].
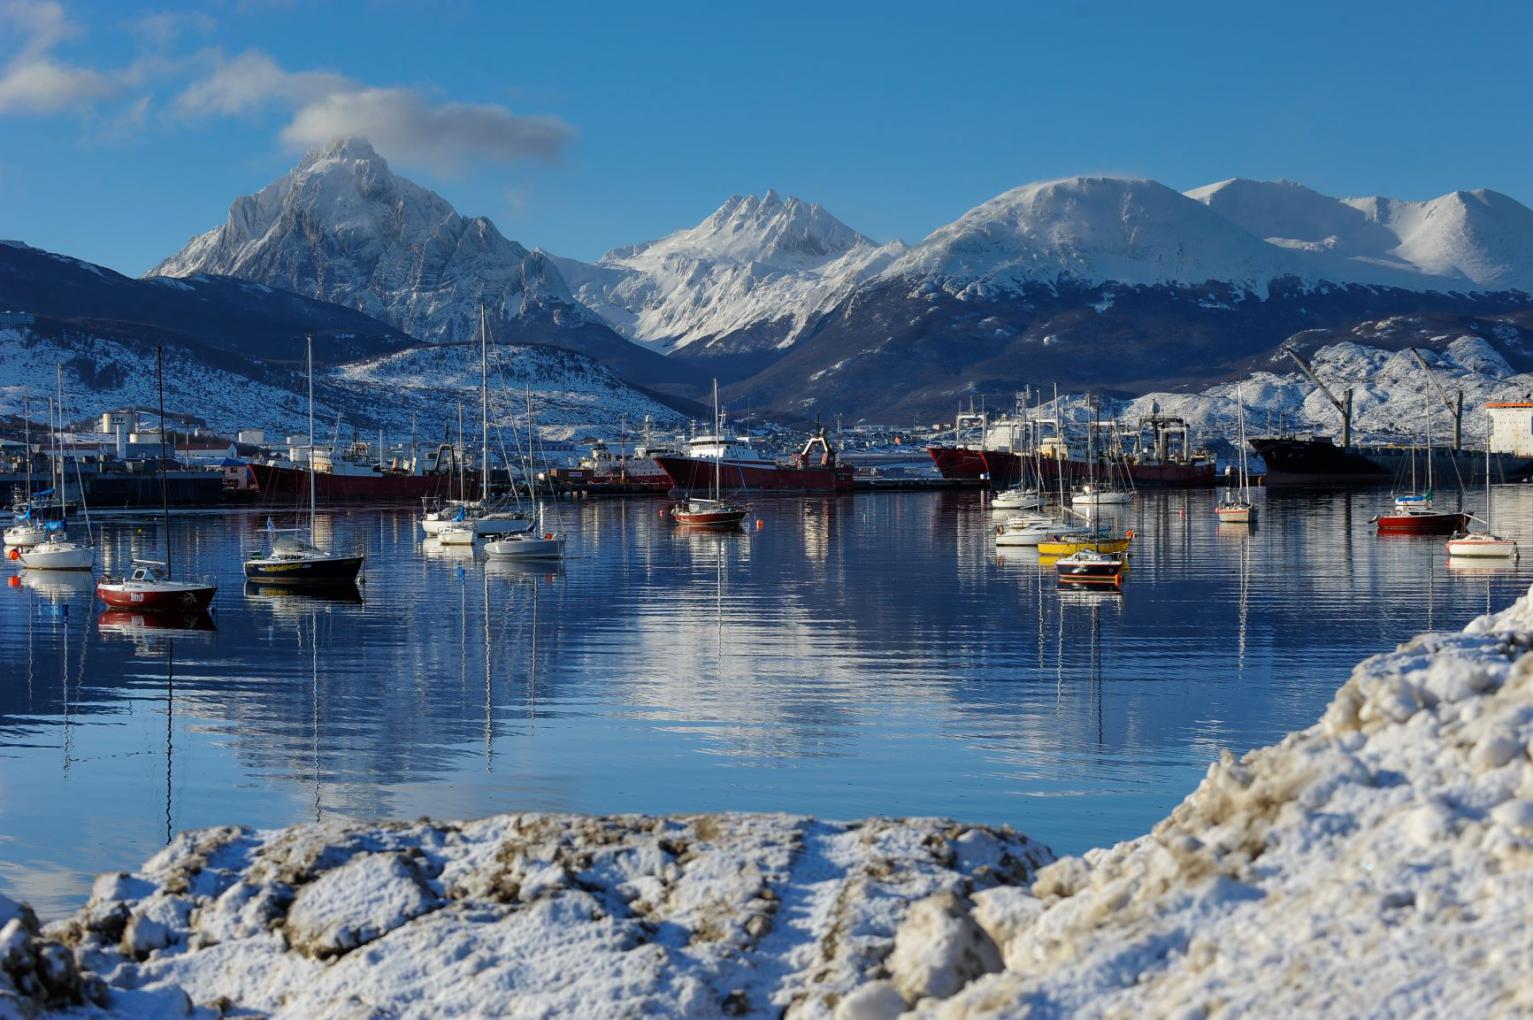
[480, 304, 490, 502]
[307, 333, 316, 539]
[21, 388, 28, 500]
[54, 367, 62, 514]
[712, 378, 721, 502]
[157, 347, 173, 578]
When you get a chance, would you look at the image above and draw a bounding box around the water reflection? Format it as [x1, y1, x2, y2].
[1, 490, 1531, 917]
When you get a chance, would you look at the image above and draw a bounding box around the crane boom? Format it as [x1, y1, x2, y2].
[1282, 346, 1353, 448]
[1407, 348, 1464, 450]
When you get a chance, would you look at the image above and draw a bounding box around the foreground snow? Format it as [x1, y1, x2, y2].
[10, 589, 1533, 1016]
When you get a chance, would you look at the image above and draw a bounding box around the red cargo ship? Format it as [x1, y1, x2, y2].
[655, 430, 853, 495]
[926, 445, 988, 480]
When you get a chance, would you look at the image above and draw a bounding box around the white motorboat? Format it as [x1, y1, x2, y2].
[995, 514, 1084, 548]
[1072, 483, 1131, 506]
[991, 486, 1043, 512]
[18, 532, 94, 570]
[4, 522, 47, 548]
[437, 524, 478, 546]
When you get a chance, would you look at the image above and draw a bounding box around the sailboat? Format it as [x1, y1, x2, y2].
[1040, 396, 1133, 557]
[4, 390, 47, 549]
[671, 380, 751, 528]
[18, 368, 94, 571]
[1372, 391, 1468, 535]
[1446, 412, 1518, 558]
[243, 336, 366, 585]
[98, 349, 219, 610]
[1215, 383, 1257, 524]
[419, 307, 533, 539]
[484, 385, 566, 560]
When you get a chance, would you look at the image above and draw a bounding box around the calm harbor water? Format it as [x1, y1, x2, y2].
[2, 487, 1529, 917]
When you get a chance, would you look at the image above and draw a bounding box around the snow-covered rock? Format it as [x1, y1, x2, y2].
[149, 138, 598, 345]
[18, 816, 1047, 1019]
[551, 191, 905, 353]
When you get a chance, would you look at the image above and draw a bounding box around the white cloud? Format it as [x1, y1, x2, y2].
[172, 49, 347, 116]
[0, 56, 111, 113]
[0, 3, 575, 170]
[281, 88, 572, 172]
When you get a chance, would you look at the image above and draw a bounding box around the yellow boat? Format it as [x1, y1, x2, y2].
[1036, 530, 1133, 557]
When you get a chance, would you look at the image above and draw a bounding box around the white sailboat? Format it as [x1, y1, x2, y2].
[420, 307, 533, 539]
[243, 335, 366, 586]
[18, 368, 94, 571]
[1446, 414, 1517, 559]
[4, 390, 47, 549]
[1215, 382, 1257, 525]
[485, 385, 566, 560]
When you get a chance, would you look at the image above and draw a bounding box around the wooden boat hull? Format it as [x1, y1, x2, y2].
[242, 554, 365, 585]
[97, 582, 216, 611]
[1373, 512, 1468, 535]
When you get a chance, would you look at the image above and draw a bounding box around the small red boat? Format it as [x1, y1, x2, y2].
[1372, 494, 1468, 535]
[97, 559, 217, 611]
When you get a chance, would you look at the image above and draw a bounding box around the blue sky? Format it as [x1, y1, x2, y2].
[3, 0, 1531, 276]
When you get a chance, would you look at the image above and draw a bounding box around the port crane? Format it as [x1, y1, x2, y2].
[1407, 348, 1465, 452]
[1282, 346, 1353, 450]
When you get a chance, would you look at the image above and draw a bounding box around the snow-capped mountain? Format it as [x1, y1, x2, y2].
[151, 138, 573, 341]
[1188, 179, 1533, 292]
[148, 139, 691, 394]
[550, 190, 904, 354]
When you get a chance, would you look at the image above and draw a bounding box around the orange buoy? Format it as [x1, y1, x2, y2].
[7, 575, 18, 587]
[755, 519, 764, 530]
[6, 547, 18, 561]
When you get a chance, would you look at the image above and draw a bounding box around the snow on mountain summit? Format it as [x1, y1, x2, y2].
[149, 136, 591, 343]
[551, 191, 905, 354]
[1189, 178, 1533, 292]
[882, 175, 1403, 297]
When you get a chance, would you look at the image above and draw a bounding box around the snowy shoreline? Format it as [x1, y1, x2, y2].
[10, 588, 1533, 1017]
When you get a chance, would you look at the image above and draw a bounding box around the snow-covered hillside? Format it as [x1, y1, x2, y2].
[150, 139, 596, 345]
[551, 191, 905, 354]
[0, 328, 683, 440]
[1121, 332, 1533, 445]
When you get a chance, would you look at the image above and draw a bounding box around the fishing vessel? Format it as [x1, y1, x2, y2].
[1216, 383, 1257, 524]
[98, 348, 218, 611]
[670, 381, 751, 528]
[655, 423, 852, 495]
[243, 337, 366, 586]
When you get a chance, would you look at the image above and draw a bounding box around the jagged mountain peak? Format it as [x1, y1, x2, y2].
[606, 190, 877, 269]
[298, 136, 385, 169]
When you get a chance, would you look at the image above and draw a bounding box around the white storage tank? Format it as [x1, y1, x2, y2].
[1487, 403, 1533, 456]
